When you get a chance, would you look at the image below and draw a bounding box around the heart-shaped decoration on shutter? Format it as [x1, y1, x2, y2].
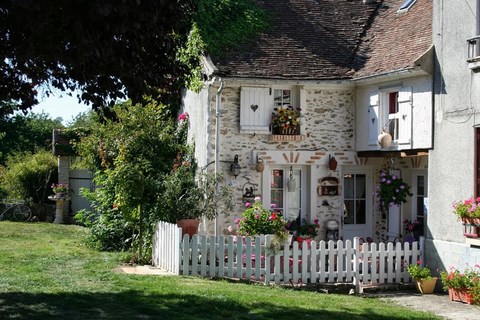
[250, 104, 258, 112]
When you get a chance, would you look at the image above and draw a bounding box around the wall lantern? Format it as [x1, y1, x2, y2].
[328, 155, 338, 171]
[255, 157, 265, 173]
[230, 155, 241, 178]
[287, 166, 296, 192]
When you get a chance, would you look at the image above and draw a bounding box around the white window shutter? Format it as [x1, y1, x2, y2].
[397, 86, 412, 145]
[368, 92, 379, 145]
[240, 87, 271, 133]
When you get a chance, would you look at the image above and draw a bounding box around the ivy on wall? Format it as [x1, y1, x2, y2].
[179, 0, 270, 91]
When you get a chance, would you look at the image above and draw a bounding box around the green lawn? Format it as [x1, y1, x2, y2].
[0, 222, 440, 320]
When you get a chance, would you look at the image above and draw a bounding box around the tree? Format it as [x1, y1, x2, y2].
[74, 100, 182, 262]
[0, 1, 195, 117]
[0, 112, 63, 165]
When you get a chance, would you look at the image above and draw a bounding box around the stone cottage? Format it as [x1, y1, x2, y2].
[182, 0, 433, 242]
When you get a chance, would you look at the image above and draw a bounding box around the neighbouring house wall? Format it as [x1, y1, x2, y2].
[428, 0, 480, 272]
[355, 75, 433, 151]
[181, 87, 211, 169]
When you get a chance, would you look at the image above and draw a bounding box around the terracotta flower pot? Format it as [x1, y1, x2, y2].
[176, 219, 199, 237]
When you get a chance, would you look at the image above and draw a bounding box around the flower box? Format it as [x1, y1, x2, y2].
[462, 219, 480, 238]
[449, 288, 475, 305]
[272, 125, 300, 135]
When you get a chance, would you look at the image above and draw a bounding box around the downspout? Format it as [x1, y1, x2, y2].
[214, 78, 225, 236]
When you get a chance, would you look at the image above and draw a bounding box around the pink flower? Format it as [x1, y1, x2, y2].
[244, 202, 251, 208]
[227, 225, 234, 233]
[254, 196, 261, 202]
[178, 112, 189, 121]
[234, 218, 240, 225]
[314, 218, 319, 225]
[270, 203, 277, 208]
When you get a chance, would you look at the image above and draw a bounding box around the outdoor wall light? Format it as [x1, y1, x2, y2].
[255, 156, 264, 173]
[230, 155, 241, 178]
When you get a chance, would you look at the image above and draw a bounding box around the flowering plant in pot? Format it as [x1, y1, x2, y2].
[440, 265, 480, 304]
[51, 183, 69, 197]
[236, 197, 288, 252]
[406, 260, 437, 294]
[452, 197, 480, 220]
[271, 106, 301, 134]
[287, 218, 320, 243]
[374, 170, 412, 218]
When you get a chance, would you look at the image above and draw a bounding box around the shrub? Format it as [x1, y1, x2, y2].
[1, 150, 57, 203]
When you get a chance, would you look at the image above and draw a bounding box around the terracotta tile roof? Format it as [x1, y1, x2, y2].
[211, 0, 379, 80]
[209, 0, 432, 80]
[353, 0, 432, 78]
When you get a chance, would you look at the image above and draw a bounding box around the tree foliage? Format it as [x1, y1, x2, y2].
[74, 100, 182, 262]
[0, 0, 195, 117]
[1, 150, 58, 203]
[0, 112, 63, 165]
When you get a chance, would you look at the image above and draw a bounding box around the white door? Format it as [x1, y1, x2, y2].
[342, 168, 373, 241]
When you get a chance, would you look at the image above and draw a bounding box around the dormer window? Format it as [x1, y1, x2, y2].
[398, 0, 416, 13]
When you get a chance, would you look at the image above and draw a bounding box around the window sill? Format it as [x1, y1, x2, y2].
[468, 57, 480, 70]
[269, 134, 305, 142]
[465, 237, 480, 247]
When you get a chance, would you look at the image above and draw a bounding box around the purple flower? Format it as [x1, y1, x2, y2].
[392, 175, 397, 180]
[386, 180, 391, 184]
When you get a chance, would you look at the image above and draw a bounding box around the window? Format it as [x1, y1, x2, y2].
[270, 167, 303, 222]
[273, 89, 291, 108]
[398, 0, 416, 12]
[476, 128, 480, 197]
[367, 86, 412, 147]
[414, 174, 427, 238]
[343, 174, 366, 225]
[240, 86, 298, 133]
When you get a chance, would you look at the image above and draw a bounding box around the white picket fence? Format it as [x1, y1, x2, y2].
[152, 221, 424, 289]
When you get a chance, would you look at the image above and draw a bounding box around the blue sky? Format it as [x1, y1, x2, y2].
[32, 91, 91, 125]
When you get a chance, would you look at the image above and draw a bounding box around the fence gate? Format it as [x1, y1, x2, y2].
[69, 169, 93, 215]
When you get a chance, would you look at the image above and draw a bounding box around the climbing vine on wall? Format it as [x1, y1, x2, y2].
[178, 0, 270, 91]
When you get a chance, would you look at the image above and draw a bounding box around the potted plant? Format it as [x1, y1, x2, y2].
[452, 197, 480, 237]
[406, 260, 437, 294]
[440, 265, 480, 305]
[236, 197, 288, 252]
[162, 164, 234, 237]
[374, 170, 413, 218]
[403, 219, 422, 241]
[287, 218, 320, 245]
[51, 183, 69, 198]
[271, 106, 301, 135]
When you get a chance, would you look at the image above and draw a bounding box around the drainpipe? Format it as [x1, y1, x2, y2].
[214, 78, 225, 236]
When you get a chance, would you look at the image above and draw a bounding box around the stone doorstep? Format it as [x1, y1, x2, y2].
[114, 265, 175, 276]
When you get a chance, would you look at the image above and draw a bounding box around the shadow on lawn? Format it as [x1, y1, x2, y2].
[0, 290, 436, 320]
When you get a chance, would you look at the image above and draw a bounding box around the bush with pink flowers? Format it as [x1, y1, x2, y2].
[236, 197, 288, 237]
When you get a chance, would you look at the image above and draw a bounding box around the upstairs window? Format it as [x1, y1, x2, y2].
[240, 86, 299, 133]
[368, 86, 412, 147]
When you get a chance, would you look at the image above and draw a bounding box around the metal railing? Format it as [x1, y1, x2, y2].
[467, 35, 480, 61]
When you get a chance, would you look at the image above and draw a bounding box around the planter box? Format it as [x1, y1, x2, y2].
[449, 288, 475, 305]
